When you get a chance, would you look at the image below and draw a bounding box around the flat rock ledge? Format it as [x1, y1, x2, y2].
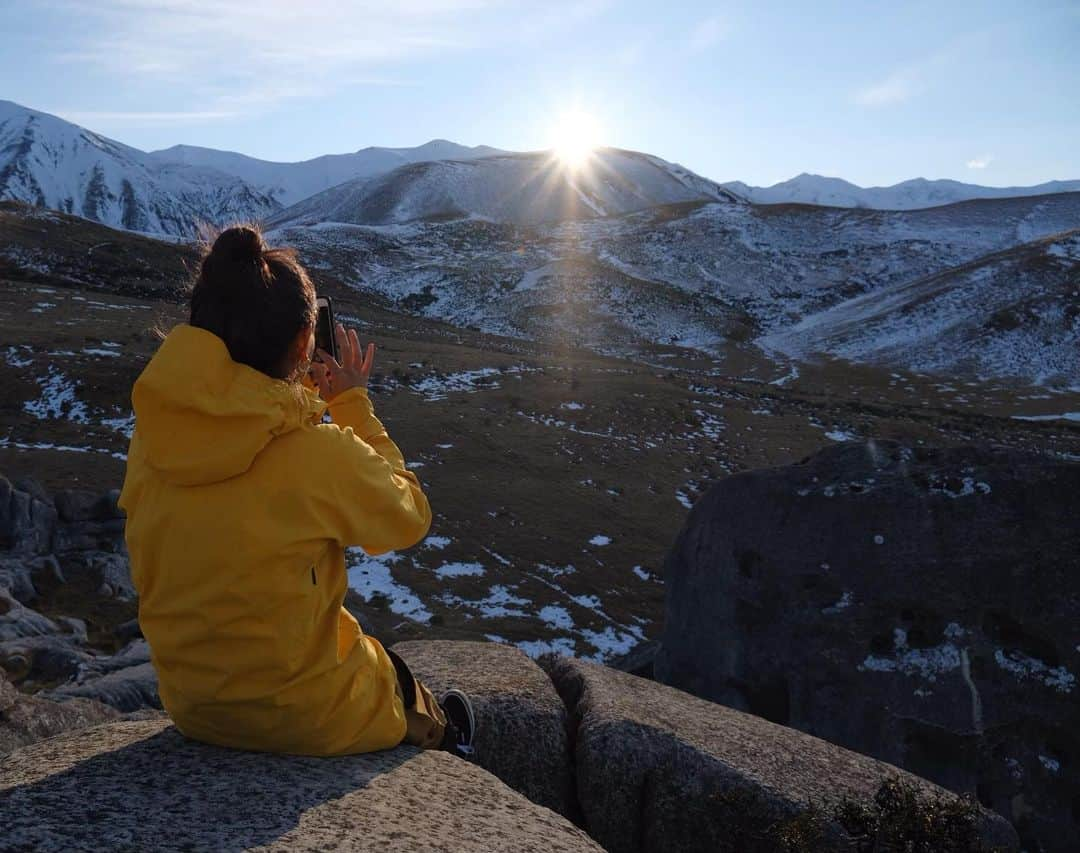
[393, 639, 574, 817]
[0, 718, 601, 853]
[545, 656, 1019, 853]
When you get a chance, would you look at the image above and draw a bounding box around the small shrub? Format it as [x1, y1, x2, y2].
[368, 592, 391, 611]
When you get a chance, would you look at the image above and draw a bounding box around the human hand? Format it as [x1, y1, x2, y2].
[311, 322, 375, 401]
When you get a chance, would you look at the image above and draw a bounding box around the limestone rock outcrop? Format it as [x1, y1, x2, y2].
[1, 672, 121, 755]
[655, 440, 1079, 852]
[546, 655, 1017, 853]
[0, 718, 603, 852]
[393, 639, 574, 817]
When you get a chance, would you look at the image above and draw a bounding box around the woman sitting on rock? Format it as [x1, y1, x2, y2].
[117, 224, 476, 758]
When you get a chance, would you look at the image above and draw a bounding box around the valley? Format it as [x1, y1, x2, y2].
[2, 202, 1077, 665]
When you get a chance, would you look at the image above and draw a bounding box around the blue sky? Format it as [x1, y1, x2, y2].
[2, 0, 1078, 186]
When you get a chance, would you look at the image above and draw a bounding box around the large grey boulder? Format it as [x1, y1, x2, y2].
[0, 634, 97, 687]
[0, 475, 56, 554]
[45, 660, 159, 712]
[0, 478, 125, 557]
[654, 441, 1079, 852]
[0, 586, 61, 641]
[0, 553, 62, 602]
[52, 487, 122, 524]
[392, 639, 574, 818]
[53, 550, 135, 599]
[0, 718, 603, 852]
[545, 655, 1017, 853]
[1, 672, 120, 756]
[38, 639, 158, 711]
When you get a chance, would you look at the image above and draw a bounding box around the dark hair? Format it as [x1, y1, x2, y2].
[189, 223, 316, 380]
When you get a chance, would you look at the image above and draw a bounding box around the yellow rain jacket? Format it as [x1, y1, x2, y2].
[117, 323, 431, 756]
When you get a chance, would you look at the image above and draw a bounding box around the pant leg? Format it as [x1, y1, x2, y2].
[406, 677, 449, 749]
[385, 647, 417, 709]
[385, 647, 448, 750]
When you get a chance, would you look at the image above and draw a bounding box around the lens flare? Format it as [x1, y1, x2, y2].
[549, 109, 603, 170]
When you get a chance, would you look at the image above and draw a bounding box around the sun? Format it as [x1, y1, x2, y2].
[549, 109, 603, 170]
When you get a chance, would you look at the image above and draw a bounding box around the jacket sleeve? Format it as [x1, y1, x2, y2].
[310, 386, 431, 555]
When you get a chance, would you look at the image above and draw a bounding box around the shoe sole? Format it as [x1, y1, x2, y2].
[439, 688, 477, 754]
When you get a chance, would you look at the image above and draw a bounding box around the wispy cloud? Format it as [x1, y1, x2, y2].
[689, 15, 728, 54]
[966, 154, 994, 169]
[853, 30, 993, 109]
[854, 71, 915, 107]
[41, 0, 507, 117]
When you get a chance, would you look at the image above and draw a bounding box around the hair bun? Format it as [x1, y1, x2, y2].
[211, 225, 265, 264]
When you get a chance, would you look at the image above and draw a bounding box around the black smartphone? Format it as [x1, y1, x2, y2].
[315, 296, 337, 362]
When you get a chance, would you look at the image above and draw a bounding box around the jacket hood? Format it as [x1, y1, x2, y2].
[130, 323, 327, 486]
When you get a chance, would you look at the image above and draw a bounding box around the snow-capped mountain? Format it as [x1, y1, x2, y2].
[761, 230, 1080, 385]
[267, 149, 743, 228]
[266, 189, 1080, 385]
[722, 173, 1080, 210]
[146, 139, 504, 207]
[0, 100, 507, 237]
[0, 100, 280, 237]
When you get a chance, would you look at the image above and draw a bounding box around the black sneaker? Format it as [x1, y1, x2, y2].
[439, 688, 477, 758]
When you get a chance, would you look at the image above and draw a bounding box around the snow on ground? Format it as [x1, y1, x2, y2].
[859, 627, 962, 681]
[578, 627, 642, 659]
[482, 547, 511, 566]
[517, 637, 578, 657]
[3, 346, 32, 367]
[994, 649, 1075, 693]
[538, 605, 575, 631]
[928, 477, 991, 498]
[514, 410, 634, 443]
[825, 428, 859, 442]
[345, 548, 432, 624]
[101, 412, 136, 438]
[431, 556, 646, 662]
[692, 407, 725, 440]
[571, 594, 604, 610]
[515, 262, 557, 292]
[411, 367, 501, 400]
[439, 584, 532, 619]
[859, 624, 1077, 695]
[0, 437, 126, 460]
[409, 365, 538, 401]
[1012, 412, 1080, 422]
[588, 534, 611, 546]
[435, 561, 486, 579]
[23, 366, 89, 422]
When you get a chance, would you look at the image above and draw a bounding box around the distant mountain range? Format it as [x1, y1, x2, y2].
[146, 139, 504, 207]
[265, 150, 740, 228]
[1, 99, 1078, 238]
[722, 173, 1080, 211]
[0, 100, 279, 237]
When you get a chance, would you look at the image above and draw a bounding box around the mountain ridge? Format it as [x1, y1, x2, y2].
[265, 147, 743, 228]
[2, 99, 1078, 238]
[722, 172, 1080, 210]
[145, 138, 505, 207]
